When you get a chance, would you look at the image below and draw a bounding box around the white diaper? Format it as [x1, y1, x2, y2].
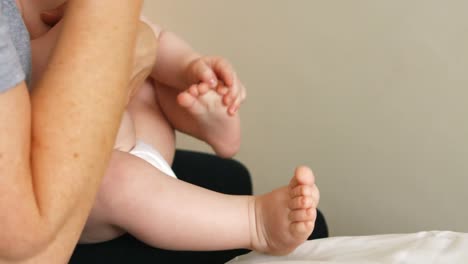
[128, 140, 177, 178]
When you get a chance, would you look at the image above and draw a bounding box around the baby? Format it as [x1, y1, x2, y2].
[25, 2, 320, 256]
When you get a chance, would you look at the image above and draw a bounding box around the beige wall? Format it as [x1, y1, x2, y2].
[143, 1, 468, 236]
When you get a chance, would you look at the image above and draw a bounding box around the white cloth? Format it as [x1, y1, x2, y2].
[227, 231, 468, 264]
[128, 140, 177, 178]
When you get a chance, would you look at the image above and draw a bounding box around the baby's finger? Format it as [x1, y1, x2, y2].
[228, 79, 241, 100]
[211, 57, 235, 88]
[220, 82, 234, 106]
[216, 80, 229, 95]
[228, 96, 241, 116]
[225, 78, 245, 109]
[192, 60, 218, 88]
[240, 83, 247, 101]
[223, 93, 233, 106]
[217, 86, 229, 95]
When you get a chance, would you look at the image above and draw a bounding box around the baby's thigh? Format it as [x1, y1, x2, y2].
[80, 150, 157, 243]
[80, 150, 172, 244]
[80, 151, 133, 243]
[127, 80, 176, 164]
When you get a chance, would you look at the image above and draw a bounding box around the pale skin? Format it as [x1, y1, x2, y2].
[0, 0, 148, 263]
[29, 6, 321, 257]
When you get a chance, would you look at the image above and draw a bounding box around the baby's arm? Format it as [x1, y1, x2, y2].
[140, 16, 203, 91]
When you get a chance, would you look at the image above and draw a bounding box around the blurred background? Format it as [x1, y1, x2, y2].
[143, 0, 468, 236]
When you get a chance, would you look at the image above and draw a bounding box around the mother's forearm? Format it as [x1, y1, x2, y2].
[29, 0, 142, 256]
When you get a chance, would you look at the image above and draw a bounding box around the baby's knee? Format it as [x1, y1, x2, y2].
[129, 79, 159, 107]
[98, 151, 138, 201]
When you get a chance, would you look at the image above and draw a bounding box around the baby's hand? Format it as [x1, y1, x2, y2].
[185, 56, 246, 115]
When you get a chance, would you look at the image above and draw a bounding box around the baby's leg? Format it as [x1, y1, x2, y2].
[80, 78, 175, 243]
[155, 81, 241, 158]
[127, 79, 176, 163]
[86, 150, 318, 254]
[82, 78, 318, 254]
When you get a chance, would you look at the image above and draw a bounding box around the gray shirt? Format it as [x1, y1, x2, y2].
[0, 0, 31, 93]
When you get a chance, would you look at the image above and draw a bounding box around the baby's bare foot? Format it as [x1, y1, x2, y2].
[177, 86, 241, 158]
[249, 166, 319, 255]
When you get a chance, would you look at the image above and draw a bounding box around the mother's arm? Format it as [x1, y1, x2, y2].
[0, 0, 147, 261]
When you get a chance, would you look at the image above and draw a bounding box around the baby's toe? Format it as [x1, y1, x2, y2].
[290, 185, 313, 198]
[177, 91, 197, 108]
[196, 83, 211, 95]
[290, 221, 315, 238]
[288, 195, 315, 210]
[289, 208, 317, 222]
[289, 166, 315, 189]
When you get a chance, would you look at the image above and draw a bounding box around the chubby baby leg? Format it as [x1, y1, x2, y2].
[81, 150, 318, 255]
[79, 151, 130, 243]
[127, 79, 176, 164]
[82, 151, 253, 249]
